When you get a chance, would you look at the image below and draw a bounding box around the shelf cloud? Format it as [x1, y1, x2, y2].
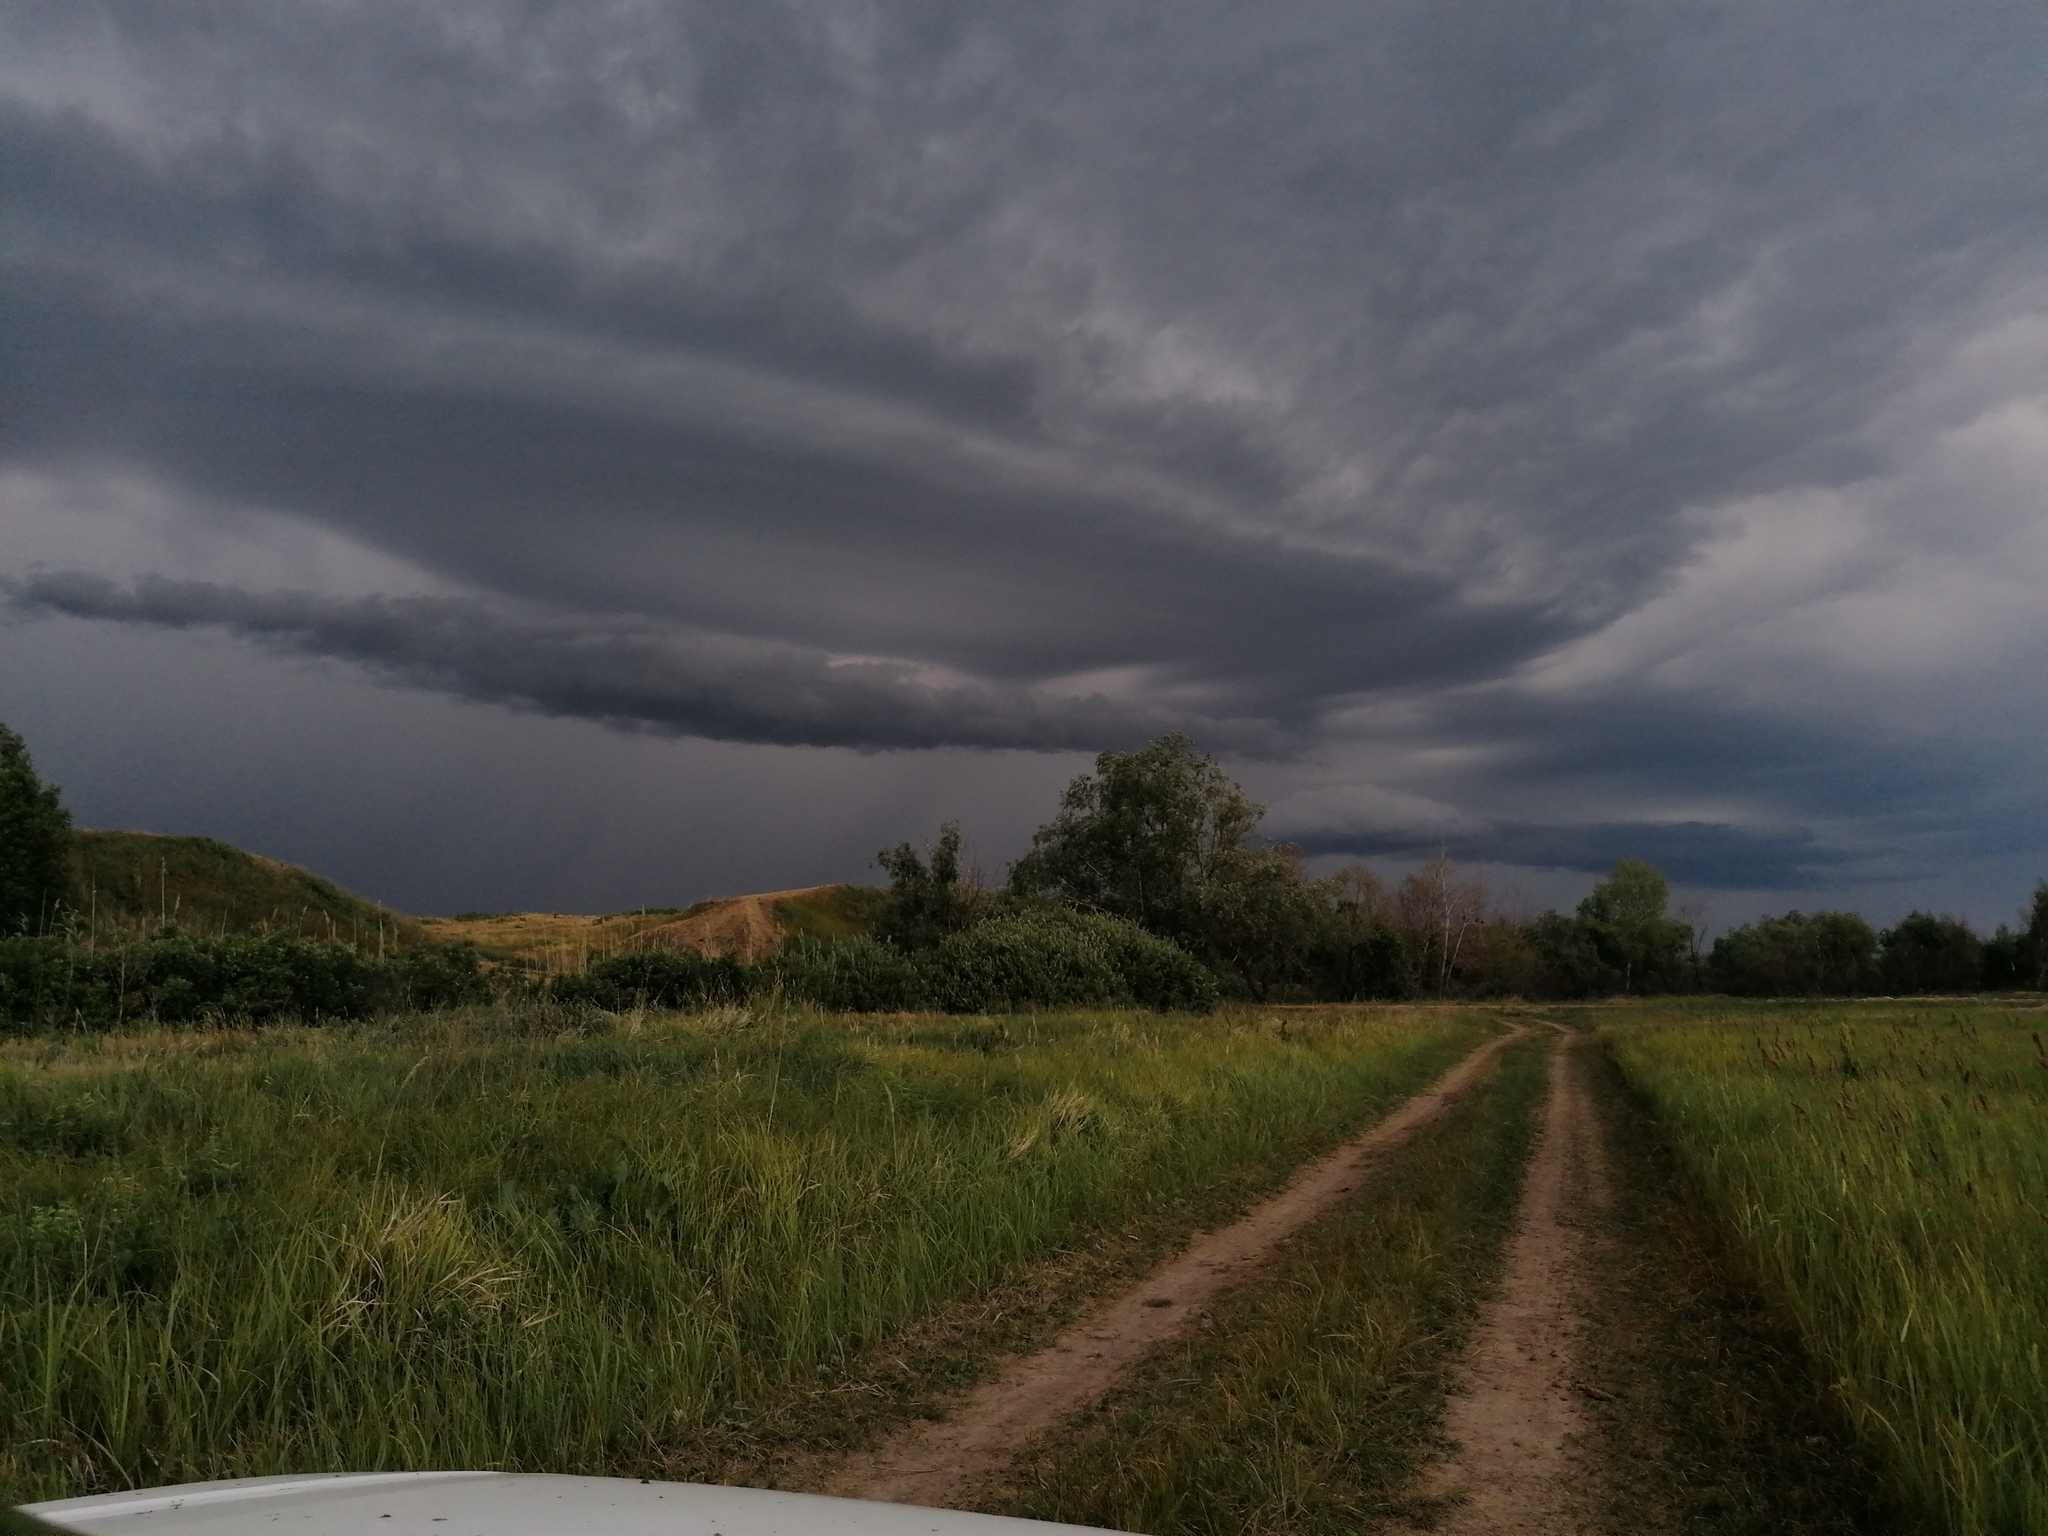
[8, 572, 1280, 755]
[4, 1, 2046, 915]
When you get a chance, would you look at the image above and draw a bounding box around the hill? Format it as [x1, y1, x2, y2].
[65, 827, 882, 967]
[68, 830, 429, 948]
[425, 884, 884, 969]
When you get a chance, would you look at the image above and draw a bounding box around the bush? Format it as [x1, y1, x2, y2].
[0, 933, 490, 1031]
[1065, 912, 1221, 1012]
[920, 911, 1217, 1014]
[371, 942, 492, 1012]
[767, 936, 926, 1012]
[551, 949, 750, 1012]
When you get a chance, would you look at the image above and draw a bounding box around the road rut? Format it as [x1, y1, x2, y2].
[815, 1023, 1526, 1508]
[1417, 1027, 1608, 1534]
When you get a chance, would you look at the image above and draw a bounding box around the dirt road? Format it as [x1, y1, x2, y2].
[813, 1024, 1527, 1508]
[1417, 1027, 1608, 1534]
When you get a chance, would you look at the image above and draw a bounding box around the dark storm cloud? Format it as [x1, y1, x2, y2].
[1, 265, 1556, 700]
[6, 572, 1278, 753]
[1288, 817, 1855, 891]
[5, 1, 2048, 899]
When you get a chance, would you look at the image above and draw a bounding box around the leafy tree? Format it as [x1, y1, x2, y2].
[1530, 860, 1691, 996]
[874, 822, 983, 951]
[1304, 865, 1410, 1000]
[1989, 882, 2048, 991]
[1008, 734, 1310, 997]
[1576, 859, 1692, 993]
[1530, 909, 1613, 997]
[1394, 853, 1489, 995]
[0, 721, 73, 937]
[1981, 925, 2026, 990]
[1879, 912, 1982, 994]
[1707, 910, 1879, 996]
[1011, 735, 1257, 931]
[1188, 842, 1325, 1000]
[1455, 917, 1545, 998]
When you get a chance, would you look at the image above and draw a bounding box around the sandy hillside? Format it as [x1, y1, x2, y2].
[632, 886, 841, 961]
[427, 885, 867, 967]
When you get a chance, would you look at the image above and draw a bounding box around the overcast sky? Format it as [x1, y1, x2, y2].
[4, 2, 2045, 929]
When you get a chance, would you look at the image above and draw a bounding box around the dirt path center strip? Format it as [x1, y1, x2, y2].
[815, 1023, 1527, 1509]
[1416, 1027, 1607, 1535]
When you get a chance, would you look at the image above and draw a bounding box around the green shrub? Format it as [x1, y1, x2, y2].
[550, 949, 750, 1012]
[0, 933, 488, 1031]
[767, 936, 926, 1012]
[919, 910, 1216, 1014]
[1058, 910, 1220, 1012]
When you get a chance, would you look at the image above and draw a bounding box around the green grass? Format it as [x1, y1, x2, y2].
[68, 831, 425, 949]
[774, 886, 886, 941]
[995, 1031, 1549, 1536]
[1574, 1039, 1896, 1536]
[1601, 1000, 2048, 1536]
[0, 1002, 1490, 1504]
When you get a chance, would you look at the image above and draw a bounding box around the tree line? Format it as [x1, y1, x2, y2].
[864, 733, 2048, 1002]
[5, 719, 2043, 1017]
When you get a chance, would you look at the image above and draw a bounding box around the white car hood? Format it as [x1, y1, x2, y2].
[22, 1474, 1131, 1536]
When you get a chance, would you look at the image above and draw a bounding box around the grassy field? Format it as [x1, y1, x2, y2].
[996, 1032, 1548, 1536]
[1601, 999, 2048, 1536]
[0, 1002, 1489, 1505]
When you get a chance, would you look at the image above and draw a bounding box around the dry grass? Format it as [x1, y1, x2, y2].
[424, 885, 882, 972]
[419, 909, 688, 971]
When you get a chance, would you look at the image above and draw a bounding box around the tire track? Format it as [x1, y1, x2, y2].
[810, 1023, 1527, 1509]
[1416, 1026, 1608, 1535]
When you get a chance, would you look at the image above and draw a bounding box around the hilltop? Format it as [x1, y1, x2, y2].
[68, 830, 428, 948]
[424, 884, 884, 970]
[62, 826, 882, 966]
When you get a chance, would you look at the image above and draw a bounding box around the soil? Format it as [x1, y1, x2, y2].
[807, 1023, 1528, 1509]
[1411, 1027, 1607, 1534]
[635, 887, 836, 961]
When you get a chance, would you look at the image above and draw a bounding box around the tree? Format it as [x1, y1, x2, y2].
[0, 721, 73, 936]
[2006, 883, 2048, 991]
[1394, 852, 1489, 996]
[1576, 859, 1691, 993]
[1188, 842, 1325, 1000]
[1983, 883, 2048, 991]
[1009, 734, 1311, 995]
[1879, 913, 1982, 994]
[1011, 735, 1260, 930]
[1707, 910, 1879, 996]
[1530, 909, 1612, 998]
[874, 822, 983, 951]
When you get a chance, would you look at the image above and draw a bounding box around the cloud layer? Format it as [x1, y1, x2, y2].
[4, 1, 2047, 912]
[7, 571, 1274, 752]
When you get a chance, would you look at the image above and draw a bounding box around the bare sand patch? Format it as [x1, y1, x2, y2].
[633, 886, 840, 961]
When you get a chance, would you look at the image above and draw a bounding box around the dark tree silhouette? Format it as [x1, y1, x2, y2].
[0, 721, 73, 936]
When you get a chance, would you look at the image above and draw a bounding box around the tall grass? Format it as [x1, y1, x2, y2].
[1603, 1001, 2048, 1536]
[0, 1003, 1488, 1503]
